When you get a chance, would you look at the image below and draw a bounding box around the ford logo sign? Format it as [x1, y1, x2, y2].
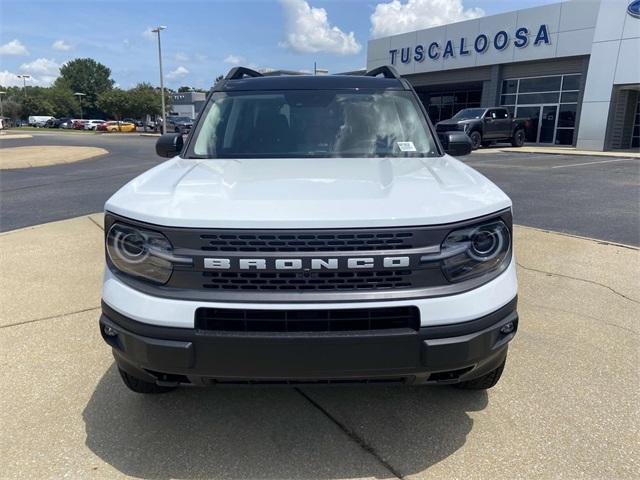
[628, 0, 640, 18]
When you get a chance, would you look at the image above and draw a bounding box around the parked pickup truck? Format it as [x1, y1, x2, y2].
[99, 66, 518, 394]
[436, 107, 527, 150]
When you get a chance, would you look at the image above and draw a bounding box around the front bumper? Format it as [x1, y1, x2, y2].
[100, 297, 518, 386]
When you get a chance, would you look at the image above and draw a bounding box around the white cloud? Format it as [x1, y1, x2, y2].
[370, 0, 484, 38]
[20, 58, 60, 75]
[0, 70, 23, 86]
[224, 54, 244, 65]
[0, 39, 29, 56]
[175, 52, 189, 62]
[279, 0, 361, 55]
[0, 70, 55, 87]
[195, 53, 207, 62]
[166, 65, 189, 79]
[52, 40, 72, 51]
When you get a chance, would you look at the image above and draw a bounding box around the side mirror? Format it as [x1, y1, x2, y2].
[438, 131, 473, 157]
[155, 133, 184, 158]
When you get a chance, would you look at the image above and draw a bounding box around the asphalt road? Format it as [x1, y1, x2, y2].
[0, 133, 161, 232]
[1, 132, 639, 245]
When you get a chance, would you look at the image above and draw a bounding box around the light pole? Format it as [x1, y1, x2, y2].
[152, 25, 167, 134]
[17, 74, 31, 97]
[74, 92, 86, 119]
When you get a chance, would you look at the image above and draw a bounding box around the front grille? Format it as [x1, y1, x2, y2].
[195, 306, 420, 332]
[202, 270, 414, 291]
[200, 231, 414, 252]
[436, 124, 462, 133]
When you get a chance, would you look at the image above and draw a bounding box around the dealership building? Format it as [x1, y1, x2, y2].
[366, 0, 640, 150]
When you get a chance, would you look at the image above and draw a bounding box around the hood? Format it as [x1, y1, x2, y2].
[105, 156, 511, 229]
[436, 119, 472, 128]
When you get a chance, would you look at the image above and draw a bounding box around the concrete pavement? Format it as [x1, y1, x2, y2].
[0, 215, 638, 479]
[0, 146, 108, 170]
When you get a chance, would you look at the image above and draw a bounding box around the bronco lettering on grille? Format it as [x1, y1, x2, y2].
[203, 256, 411, 270]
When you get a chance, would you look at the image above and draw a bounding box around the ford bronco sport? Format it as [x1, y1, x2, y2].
[100, 66, 518, 393]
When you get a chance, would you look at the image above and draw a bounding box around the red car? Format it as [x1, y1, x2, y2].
[73, 120, 88, 130]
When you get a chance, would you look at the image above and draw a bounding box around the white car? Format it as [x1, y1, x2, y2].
[28, 115, 54, 127]
[100, 66, 518, 394]
[84, 119, 106, 130]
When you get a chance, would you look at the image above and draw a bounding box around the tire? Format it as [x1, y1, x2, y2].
[118, 368, 175, 394]
[454, 360, 505, 390]
[468, 131, 482, 150]
[511, 128, 525, 147]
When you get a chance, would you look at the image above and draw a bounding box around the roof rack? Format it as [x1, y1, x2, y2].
[225, 67, 263, 80]
[364, 65, 401, 80]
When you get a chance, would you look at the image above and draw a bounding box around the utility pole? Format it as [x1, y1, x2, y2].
[17, 74, 31, 97]
[74, 92, 86, 119]
[152, 26, 167, 134]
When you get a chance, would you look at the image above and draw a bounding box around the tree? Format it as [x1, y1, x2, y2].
[55, 58, 114, 115]
[177, 86, 192, 93]
[20, 95, 55, 117]
[128, 82, 171, 123]
[2, 99, 22, 123]
[96, 89, 133, 120]
[48, 85, 80, 117]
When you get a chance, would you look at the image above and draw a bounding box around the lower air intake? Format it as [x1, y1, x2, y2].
[195, 306, 420, 332]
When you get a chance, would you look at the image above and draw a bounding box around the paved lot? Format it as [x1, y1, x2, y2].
[1, 216, 638, 479]
[0, 133, 160, 232]
[1, 132, 639, 245]
[463, 150, 640, 246]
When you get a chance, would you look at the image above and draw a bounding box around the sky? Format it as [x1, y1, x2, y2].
[0, 0, 559, 90]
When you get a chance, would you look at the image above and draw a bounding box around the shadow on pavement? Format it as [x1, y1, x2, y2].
[83, 364, 487, 479]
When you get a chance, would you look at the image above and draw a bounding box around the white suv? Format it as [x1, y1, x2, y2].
[100, 66, 518, 393]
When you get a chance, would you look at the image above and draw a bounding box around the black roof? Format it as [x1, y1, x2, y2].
[214, 66, 409, 92]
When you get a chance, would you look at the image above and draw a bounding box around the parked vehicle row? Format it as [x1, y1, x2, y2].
[25, 115, 193, 134]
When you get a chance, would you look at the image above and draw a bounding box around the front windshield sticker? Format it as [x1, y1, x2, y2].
[397, 142, 417, 152]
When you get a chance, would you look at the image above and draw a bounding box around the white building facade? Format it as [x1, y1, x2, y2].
[366, 0, 640, 151]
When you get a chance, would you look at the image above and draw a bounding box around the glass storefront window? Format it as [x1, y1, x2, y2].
[562, 75, 581, 91]
[468, 91, 481, 103]
[558, 104, 577, 128]
[517, 92, 560, 104]
[422, 89, 482, 122]
[561, 92, 579, 103]
[501, 94, 516, 105]
[518, 76, 562, 93]
[555, 129, 574, 145]
[502, 79, 518, 94]
[503, 74, 582, 144]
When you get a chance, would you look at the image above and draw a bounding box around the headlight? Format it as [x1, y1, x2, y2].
[106, 223, 191, 284]
[439, 220, 511, 282]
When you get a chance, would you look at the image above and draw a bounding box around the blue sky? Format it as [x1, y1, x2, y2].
[0, 0, 557, 90]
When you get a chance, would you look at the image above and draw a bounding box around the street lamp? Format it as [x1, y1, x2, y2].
[151, 25, 167, 134]
[74, 92, 86, 119]
[17, 74, 31, 97]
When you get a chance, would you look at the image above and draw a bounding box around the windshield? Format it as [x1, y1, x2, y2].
[187, 90, 438, 158]
[170, 117, 191, 122]
[452, 108, 486, 120]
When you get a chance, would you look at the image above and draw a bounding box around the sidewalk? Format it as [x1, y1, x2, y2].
[476, 145, 640, 158]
